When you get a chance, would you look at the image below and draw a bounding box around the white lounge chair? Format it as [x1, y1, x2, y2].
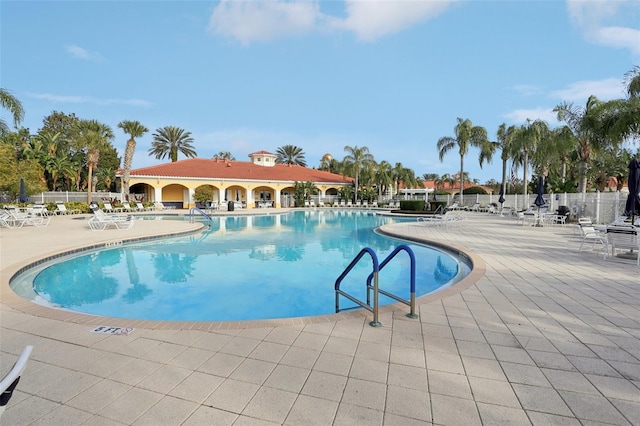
[88, 205, 134, 231]
[153, 202, 176, 210]
[578, 224, 607, 254]
[136, 202, 153, 211]
[54, 202, 80, 215]
[1, 210, 24, 228]
[0, 345, 33, 418]
[5, 206, 49, 227]
[102, 201, 123, 213]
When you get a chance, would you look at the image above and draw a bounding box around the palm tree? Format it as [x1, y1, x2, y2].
[343, 145, 374, 202]
[214, 151, 235, 160]
[436, 118, 488, 205]
[118, 120, 149, 198]
[495, 123, 516, 201]
[149, 126, 197, 162]
[0, 88, 24, 136]
[511, 120, 549, 208]
[554, 96, 607, 194]
[77, 120, 114, 203]
[275, 145, 306, 166]
[374, 161, 394, 199]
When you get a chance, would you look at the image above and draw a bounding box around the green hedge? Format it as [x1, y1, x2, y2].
[399, 200, 425, 211]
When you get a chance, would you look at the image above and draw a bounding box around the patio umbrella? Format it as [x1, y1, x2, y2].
[534, 176, 545, 209]
[498, 184, 505, 205]
[18, 178, 28, 203]
[624, 157, 640, 224]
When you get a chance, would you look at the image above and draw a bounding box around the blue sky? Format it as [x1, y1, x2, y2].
[2, 0, 638, 183]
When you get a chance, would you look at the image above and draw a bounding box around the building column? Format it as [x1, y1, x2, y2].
[154, 187, 162, 203]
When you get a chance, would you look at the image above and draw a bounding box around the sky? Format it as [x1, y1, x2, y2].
[2, 0, 639, 184]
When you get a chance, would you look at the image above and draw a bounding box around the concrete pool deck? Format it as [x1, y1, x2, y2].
[1, 210, 639, 425]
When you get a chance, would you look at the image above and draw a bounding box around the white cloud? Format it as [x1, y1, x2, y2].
[64, 44, 104, 62]
[208, 0, 454, 43]
[503, 107, 559, 125]
[550, 77, 625, 102]
[332, 0, 453, 42]
[27, 92, 153, 108]
[566, 0, 640, 55]
[511, 84, 543, 96]
[208, 0, 320, 44]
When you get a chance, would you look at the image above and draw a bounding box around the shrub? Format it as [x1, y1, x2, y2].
[399, 200, 425, 211]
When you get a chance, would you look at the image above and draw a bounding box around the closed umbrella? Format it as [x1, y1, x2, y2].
[534, 177, 545, 208]
[498, 184, 505, 205]
[624, 158, 640, 225]
[18, 178, 28, 203]
[533, 177, 545, 226]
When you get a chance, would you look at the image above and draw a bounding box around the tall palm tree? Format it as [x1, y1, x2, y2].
[0, 88, 24, 136]
[511, 119, 549, 208]
[436, 118, 488, 205]
[275, 145, 306, 166]
[118, 120, 149, 199]
[495, 123, 517, 200]
[343, 145, 374, 202]
[149, 126, 197, 162]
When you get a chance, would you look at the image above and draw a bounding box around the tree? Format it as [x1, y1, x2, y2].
[554, 96, 608, 194]
[436, 118, 488, 205]
[374, 161, 393, 199]
[343, 145, 374, 202]
[495, 123, 516, 200]
[149, 126, 197, 162]
[0, 88, 24, 136]
[214, 151, 235, 160]
[77, 120, 115, 203]
[511, 119, 549, 208]
[118, 120, 149, 198]
[275, 145, 306, 166]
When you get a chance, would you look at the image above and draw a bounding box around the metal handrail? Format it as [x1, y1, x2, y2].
[366, 244, 417, 319]
[189, 207, 212, 223]
[335, 247, 381, 327]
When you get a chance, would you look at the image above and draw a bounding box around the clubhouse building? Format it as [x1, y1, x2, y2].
[128, 151, 353, 209]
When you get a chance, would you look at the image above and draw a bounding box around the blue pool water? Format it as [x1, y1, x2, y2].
[13, 210, 469, 321]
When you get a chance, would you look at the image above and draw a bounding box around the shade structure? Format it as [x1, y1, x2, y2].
[18, 178, 28, 203]
[624, 158, 640, 223]
[534, 177, 545, 208]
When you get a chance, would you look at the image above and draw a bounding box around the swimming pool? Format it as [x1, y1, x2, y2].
[12, 210, 469, 322]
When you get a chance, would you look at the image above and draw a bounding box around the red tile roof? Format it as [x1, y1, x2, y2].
[131, 158, 353, 184]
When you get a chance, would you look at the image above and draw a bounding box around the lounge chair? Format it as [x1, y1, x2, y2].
[54, 202, 80, 215]
[5, 206, 49, 227]
[153, 202, 176, 210]
[0, 210, 24, 228]
[88, 205, 134, 231]
[102, 201, 123, 213]
[445, 202, 460, 211]
[0, 345, 33, 418]
[122, 202, 137, 213]
[578, 224, 607, 254]
[136, 202, 153, 211]
[371, 201, 378, 208]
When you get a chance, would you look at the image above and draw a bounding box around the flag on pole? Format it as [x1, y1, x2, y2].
[510, 169, 517, 187]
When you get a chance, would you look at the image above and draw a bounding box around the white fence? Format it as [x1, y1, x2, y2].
[402, 192, 632, 225]
[28, 192, 124, 204]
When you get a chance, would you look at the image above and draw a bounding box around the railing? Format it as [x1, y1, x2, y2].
[366, 245, 417, 319]
[189, 207, 212, 224]
[335, 245, 417, 327]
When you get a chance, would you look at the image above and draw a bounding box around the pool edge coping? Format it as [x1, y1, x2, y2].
[2, 219, 485, 330]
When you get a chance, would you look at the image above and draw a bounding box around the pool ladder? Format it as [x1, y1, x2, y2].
[189, 207, 212, 225]
[335, 245, 417, 327]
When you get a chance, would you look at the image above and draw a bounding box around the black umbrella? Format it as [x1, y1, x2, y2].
[624, 157, 640, 224]
[18, 178, 28, 203]
[498, 184, 505, 205]
[534, 177, 545, 208]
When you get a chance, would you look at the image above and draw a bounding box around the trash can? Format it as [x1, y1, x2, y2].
[228, 201, 234, 211]
[557, 206, 569, 217]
